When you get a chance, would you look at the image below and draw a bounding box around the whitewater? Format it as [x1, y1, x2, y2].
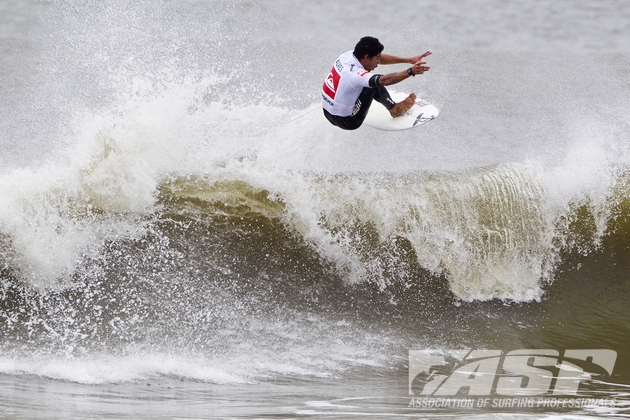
[1, 0, 630, 418]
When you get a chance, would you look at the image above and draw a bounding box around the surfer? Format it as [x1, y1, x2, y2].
[321, 36, 431, 130]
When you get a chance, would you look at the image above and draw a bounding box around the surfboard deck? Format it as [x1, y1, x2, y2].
[364, 90, 439, 131]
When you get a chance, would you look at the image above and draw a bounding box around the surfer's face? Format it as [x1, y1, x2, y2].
[362, 53, 381, 71]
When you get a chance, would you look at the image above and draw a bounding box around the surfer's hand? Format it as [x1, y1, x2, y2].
[410, 60, 430, 75]
[408, 51, 432, 64]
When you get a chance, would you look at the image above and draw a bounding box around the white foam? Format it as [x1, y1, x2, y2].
[0, 354, 245, 384]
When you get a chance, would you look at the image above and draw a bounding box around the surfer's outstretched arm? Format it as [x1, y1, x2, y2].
[380, 51, 432, 65]
[378, 59, 430, 86]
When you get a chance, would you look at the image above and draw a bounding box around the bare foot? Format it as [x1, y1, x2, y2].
[389, 93, 417, 117]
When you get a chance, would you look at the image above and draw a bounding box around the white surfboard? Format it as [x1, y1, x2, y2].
[364, 90, 439, 131]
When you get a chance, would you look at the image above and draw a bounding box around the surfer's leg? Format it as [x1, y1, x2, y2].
[372, 86, 416, 117]
[372, 86, 396, 111]
[389, 93, 417, 117]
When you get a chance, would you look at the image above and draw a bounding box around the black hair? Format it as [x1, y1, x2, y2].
[353, 36, 384, 60]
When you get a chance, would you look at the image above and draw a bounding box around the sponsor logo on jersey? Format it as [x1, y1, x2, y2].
[322, 66, 341, 100]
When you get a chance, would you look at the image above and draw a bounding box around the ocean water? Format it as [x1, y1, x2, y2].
[1, 0, 630, 418]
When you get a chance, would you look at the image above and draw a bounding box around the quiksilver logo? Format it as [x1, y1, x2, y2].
[325, 73, 336, 93]
[409, 349, 617, 396]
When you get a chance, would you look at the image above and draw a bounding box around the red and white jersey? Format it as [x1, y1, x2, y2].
[321, 51, 374, 117]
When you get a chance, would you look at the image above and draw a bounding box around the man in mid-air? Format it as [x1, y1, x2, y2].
[322, 36, 431, 130]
